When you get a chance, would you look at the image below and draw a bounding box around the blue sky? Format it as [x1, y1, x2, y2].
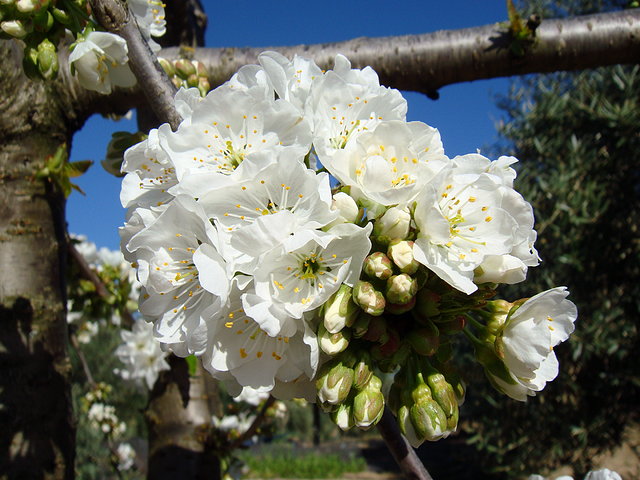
[67, 0, 513, 250]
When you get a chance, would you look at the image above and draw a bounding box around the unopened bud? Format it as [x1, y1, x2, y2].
[186, 72, 199, 88]
[36, 38, 58, 80]
[436, 315, 466, 334]
[197, 77, 210, 97]
[16, 0, 40, 13]
[416, 288, 440, 318]
[373, 206, 411, 245]
[363, 252, 393, 280]
[2, 19, 29, 38]
[386, 274, 417, 305]
[352, 356, 374, 391]
[51, 6, 71, 25]
[485, 299, 514, 335]
[330, 402, 354, 431]
[351, 314, 370, 338]
[174, 58, 196, 78]
[324, 284, 358, 333]
[387, 239, 419, 274]
[407, 324, 439, 357]
[353, 381, 384, 428]
[385, 296, 416, 315]
[353, 281, 385, 316]
[316, 361, 354, 406]
[425, 369, 458, 430]
[157, 57, 176, 77]
[318, 323, 350, 355]
[361, 315, 387, 343]
[327, 191, 359, 227]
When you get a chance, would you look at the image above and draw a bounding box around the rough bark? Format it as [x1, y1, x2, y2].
[157, 9, 640, 98]
[145, 357, 219, 480]
[0, 40, 80, 480]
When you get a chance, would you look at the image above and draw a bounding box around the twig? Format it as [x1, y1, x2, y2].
[228, 396, 277, 451]
[88, 0, 182, 130]
[69, 331, 96, 386]
[377, 408, 434, 480]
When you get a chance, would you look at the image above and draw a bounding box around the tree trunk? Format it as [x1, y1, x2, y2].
[0, 41, 77, 479]
[146, 357, 220, 480]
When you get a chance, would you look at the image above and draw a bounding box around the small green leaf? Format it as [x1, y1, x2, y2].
[65, 159, 93, 178]
[185, 355, 198, 376]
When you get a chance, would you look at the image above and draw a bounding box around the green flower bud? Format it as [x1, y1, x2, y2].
[51, 6, 71, 25]
[323, 284, 358, 333]
[485, 299, 512, 335]
[373, 206, 411, 245]
[352, 356, 374, 391]
[361, 315, 387, 343]
[409, 396, 448, 442]
[316, 361, 354, 406]
[36, 38, 58, 80]
[157, 57, 176, 77]
[186, 72, 199, 88]
[22, 45, 39, 79]
[415, 288, 440, 318]
[174, 58, 196, 78]
[387, 239, 419, 274]
[330, 402, 354, 431]
[353, 281, 385, 316]
[318, 323, 350, 355]
[353, 382, 385, 428]
[197, 77, 210, 97]
[425, 368, 458, 426]
[363, 251, 393, 280]
[386, 273, 418, 305]
[385, 296, 416, 315]
[351, 313, 371, 338]
[102, 131, 147, 177]
[407, 324, 439, 357]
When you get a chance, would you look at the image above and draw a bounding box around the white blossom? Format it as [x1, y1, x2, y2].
[494, 287, 578, 401]
[69, 32, 136, 94]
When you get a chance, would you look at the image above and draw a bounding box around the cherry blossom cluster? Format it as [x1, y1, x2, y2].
[119, 52, 577, 446]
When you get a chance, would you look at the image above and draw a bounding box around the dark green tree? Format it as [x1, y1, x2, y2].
[461, 2, 640, 478]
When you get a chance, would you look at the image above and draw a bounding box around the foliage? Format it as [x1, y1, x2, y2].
[461, 41, 640, 480]
[237, 443, 367, 479]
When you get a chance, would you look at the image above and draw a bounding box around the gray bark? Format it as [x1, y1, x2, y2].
[0, 40, 80, 480]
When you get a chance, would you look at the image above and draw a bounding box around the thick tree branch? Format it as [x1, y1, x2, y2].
[88, 0, 182, 129]
[162, 9, 640, 97]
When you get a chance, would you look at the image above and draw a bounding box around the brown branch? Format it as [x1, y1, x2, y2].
[377, 408, 434, 480]
[88, 0, 182, 129]
[69, 331, 96, 386]
[228, 395, 277, 451]
[161, 9, 640, 96]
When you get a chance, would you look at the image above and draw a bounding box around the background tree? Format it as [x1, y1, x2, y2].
[460, 1, 640, 478]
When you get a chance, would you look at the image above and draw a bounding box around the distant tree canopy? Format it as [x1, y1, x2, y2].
[460, 1, 640, 477]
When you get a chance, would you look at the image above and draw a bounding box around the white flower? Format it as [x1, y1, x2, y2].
[116, 443, 136, 472]
[128, 0, 166, 53]
[373, 205, 412, 242]
[69, 31, 136, 94]
[323, 120, 448, 206]
[413, 169, 519, 294]
[311, 55, 407, 158]
[202, 283, 319, 393]
[120, 128, 177, 210]
[258, 51, 323, 112]
[160, 85, 312, 198]
[494, 287, 578, 401]
[114, 318, 170, 389]
[584, 469, 622, 480]
[247, 223, 372, 328]
[124, 196, 231, 355]
[233, 386, 270, 406]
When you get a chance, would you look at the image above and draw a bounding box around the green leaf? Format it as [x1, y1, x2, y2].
[65, 159, 93, 178]
[185, 355, 198, 376]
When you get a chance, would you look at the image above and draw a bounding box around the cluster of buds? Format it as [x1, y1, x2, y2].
[316, 352, 385, 430]
[158, 56, 211, 97]
[1, 0, 89, 79]
[389, 361, 463, 447]
[314, 202, 489, 435]
[81, 382, 126, 438]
